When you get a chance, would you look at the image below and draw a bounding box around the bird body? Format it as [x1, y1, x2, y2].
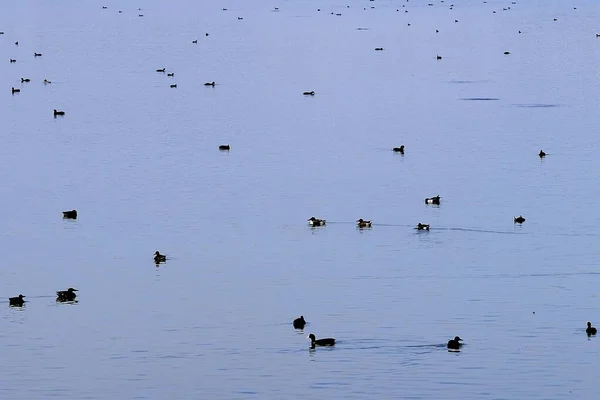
[416, 223, 430, 231]
[63, 209, 77, 219]
[514, 215, 525, 224]
[293, 316, 306, 329]
[56, 288, 78, 302]
[9, 294, 25, 306]
[154, 251, 167, 264]
[447, 336, 462, 350]
[307, 217, 326, 227]
[356, 219, 372, 228]
[587, 322, 597, 336]
[308, 333, 335, 348]
[425, 195, 440, 205]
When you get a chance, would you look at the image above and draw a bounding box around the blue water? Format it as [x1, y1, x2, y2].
[2, 0, 600, 398]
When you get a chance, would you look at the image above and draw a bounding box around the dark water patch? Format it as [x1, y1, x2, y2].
[449, 80, 487, 84]
[513, 103, 561, 108]
[356, 27, 370, 30]
[460, 97, 499, 101]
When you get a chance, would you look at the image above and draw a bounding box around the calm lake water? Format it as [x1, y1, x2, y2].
[2, 0, 600, 398]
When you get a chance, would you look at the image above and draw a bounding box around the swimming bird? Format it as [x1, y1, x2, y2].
[393, 145, 405, 154]
[11, 87, 20, 94]
[238, 17, 243, 20]
[504, 51, 510, 55]
[447, 336, 462, 350]
[34, 53, 42, 57]
[56, 288, 78, 302]
[219, 144, 230, 151]
[154, 251, 167, 264]
[156, 68, 166, 72]
[303, 91, 315, 95]
[62, 209, 77, 219]
[170, 84, 177, 88]
[293, 316, 306, 329]
[307, 217, 326, 227]
[375, 47, 384, 51]
[167, 72, 174, 76]
[587, 322, 597, 336]
[436, 55, 442, 60]
[416, 223, 430, 230]
[54, 109, 65, 116]
[9, 294, 25, 306]
[10, 59, 16, 63]
[514, 215, 525, 224]
[539, 150, 546, 158]
[15, 41, 18, 45]
[308, 333, 335, 348]
[356, 219, 372, 228]
[21, 78, 30, 83]
[192, 39, 198, 43]
[204, 81, 216, 86]
[425, 195, 441, 205]
[44, 79, 51, 84]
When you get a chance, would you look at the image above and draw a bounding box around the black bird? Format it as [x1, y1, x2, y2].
[308, 333, 335, 348]
[514, 215, 526, 224]
[11, 87, 20, 94]
[219, 144, 230, 151]
[156, 68, 166, 72]
[34, 53, 42, 57]
[447, 336, 462, 350]
[9, 294, 26, 306]
[63, 210, 77, 219]
[436, 55, 442, 60]
[167, 72, 174, 76]
[44, 79, 51, 84]
[54, 109, 65, 116]
[293, 316, 306, 329]
[10, 59, 16, 63]
[21, 78, 31, 82]
[416, 223, 430, 231]
[539, 150, 546, 158]
[356, 218, 372, 228]
[154, 251, 167, 264]
[56, 288, 78, 302]
[307, 217, 326, 227]
[303, 91, 315, 95]
[425, 195, 441, 205]
[374, 47, 384, 51]
[587, 322, 597, 336]
[204, 81, 216, 86]
[170, 84, 177, 88]
[392, 145, 404, 154]
[192, 39, 198, 43]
